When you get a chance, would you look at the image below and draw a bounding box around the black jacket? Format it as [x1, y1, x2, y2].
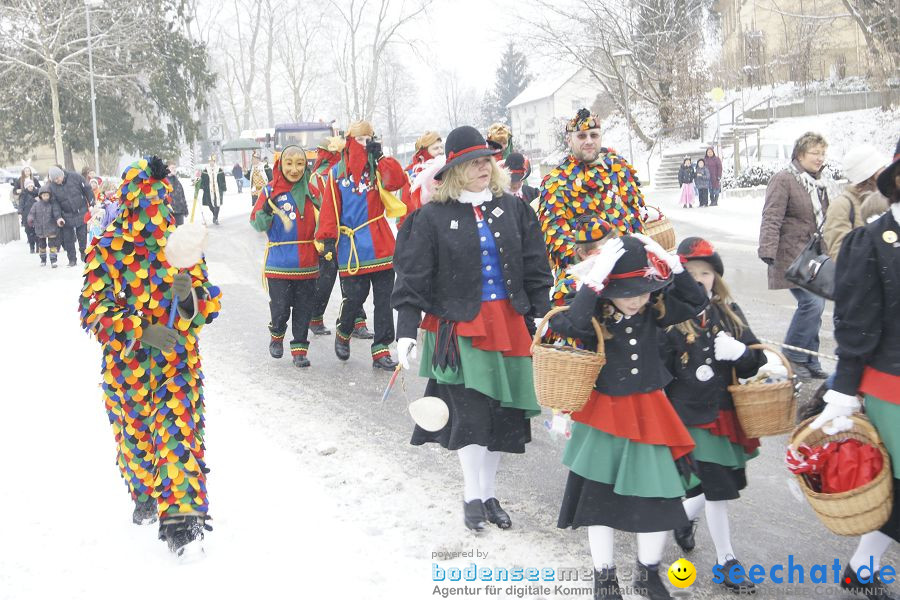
[199, 168, 227, 206]
[48, 171, 92, 224]
[549, 270, 708, 396]
[166, 176, 189, 216]
[678, 165, 696, 185]
[18, 188, 39, 226]
[392, 192, 553, 340]
[832, 211, 900, 396]
[28, 199, 62, 238]
[662, 302, 767, 426]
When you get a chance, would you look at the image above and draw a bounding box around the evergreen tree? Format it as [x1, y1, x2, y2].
[483, 41, 531, 125]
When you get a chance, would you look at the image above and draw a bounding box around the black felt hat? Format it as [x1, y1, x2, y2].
[434, 126, 500, 180]
[876, 137, 900, 198]
[600, 235, 674, 299]
[677, 236, 724, 275]
[504, 152, 531, 183]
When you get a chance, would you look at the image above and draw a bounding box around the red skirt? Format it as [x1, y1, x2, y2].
[420, 299, 531, 357]
[860, 367, 900, 405]
[696, 409, 761, 455]
[571, 389, 696, 460]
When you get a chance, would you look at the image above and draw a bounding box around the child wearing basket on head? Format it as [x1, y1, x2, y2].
[661, 236, 768, 594]
[550, 231, 708, 600]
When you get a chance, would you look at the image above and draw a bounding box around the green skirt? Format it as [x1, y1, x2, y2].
[688, 427, 759, 469]
[865, 395, 900, 479]
[418, 331, 540, 417]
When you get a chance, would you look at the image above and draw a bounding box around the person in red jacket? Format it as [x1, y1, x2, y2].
[316, 120, 407, 370]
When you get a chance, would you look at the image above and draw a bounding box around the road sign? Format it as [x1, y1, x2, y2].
[207, 123, 224, 142]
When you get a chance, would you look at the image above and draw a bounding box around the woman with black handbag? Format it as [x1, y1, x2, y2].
[758, 132, 836, 379]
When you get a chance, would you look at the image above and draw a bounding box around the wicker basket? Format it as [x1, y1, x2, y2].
[642, 208, 676, 252]
[726, 344, 797, 437]
[789, 415, 893, 536]
[532, 305, 606, 412]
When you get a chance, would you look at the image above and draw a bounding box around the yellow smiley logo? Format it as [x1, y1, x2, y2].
[667, 558, 697, 588]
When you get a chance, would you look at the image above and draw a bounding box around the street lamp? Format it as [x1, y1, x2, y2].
[612, 49, 634, 163]
[85, 0, 103, 176]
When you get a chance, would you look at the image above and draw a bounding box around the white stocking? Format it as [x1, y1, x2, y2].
[588, 526, 615, 570]
[850, 531, 894, 572]
[705, 500, 735, 564]
[683, 493, 706, 521]
[636, 531, 668, 566]
[479, 450, 502, 500]
[457, 444, 487, 502]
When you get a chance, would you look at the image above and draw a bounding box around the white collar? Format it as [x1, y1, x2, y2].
[458, 189, 492, 206]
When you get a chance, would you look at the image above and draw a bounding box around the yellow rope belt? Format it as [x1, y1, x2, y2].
[261, 239, 316, 290]
[337, 213, 386, 276]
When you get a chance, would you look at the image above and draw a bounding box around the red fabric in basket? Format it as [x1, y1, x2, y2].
[786, 439, 883, 494]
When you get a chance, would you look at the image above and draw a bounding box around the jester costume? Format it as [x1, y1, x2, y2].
[538, 111, 646, 301]
[250, 146, 319, 366]
[316, 124, 408, 367]
[79, 157, 222, 550]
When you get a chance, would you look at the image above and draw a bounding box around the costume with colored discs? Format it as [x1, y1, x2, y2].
[79, 157, 222, 549]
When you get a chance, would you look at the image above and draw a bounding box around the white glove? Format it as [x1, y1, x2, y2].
[633, 232, 683, 273]
[809, 390, 861, 434]
[582, 237, 625, 291]
[714, 331, 747, 362]
[397, 337, 417, 370]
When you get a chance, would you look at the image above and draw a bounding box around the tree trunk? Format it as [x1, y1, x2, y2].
[264, 0, 275, 126]
[64, 146, 75, 171]
[47, 62, 64, 165]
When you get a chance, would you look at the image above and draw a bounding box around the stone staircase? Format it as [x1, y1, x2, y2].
[655, 148, 710, 190]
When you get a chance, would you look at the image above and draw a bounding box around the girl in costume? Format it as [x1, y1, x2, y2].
[250, 145, 319, 368]
[662, 236, 767, 594]
[79, 156, 222, 557]
[392, 125, 552, 531]
[811, 139, 900, 600]
[550, 233, 708, 600]
[406, 131, 444, 179]
[678, 157, 696, 208]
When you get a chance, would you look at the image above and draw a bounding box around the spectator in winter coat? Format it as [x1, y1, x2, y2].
[705, 147, 723, 206]
[823, 144, 885, 261]
[27, 186, 61, 267]
[12, 166, 41, 210]
[47, 165, 92, 266]
[860, 190, 890, 224]
[166, 161, 189, 225]
[678, 157, 696, 208]
[758, 131, 835, 380]
[694, 158, 711, 207]
[232, 162, 244, 193]
[18, 178, 40, 253]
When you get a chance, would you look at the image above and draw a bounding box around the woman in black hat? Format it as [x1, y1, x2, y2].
[662, 236, 768, 594]
[392, 125, 552, 532]
[549, 232, 708, 600]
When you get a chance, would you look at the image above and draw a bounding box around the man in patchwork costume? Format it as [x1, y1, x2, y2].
[538, 108, 646, 301]
[79, 157, 222, 557]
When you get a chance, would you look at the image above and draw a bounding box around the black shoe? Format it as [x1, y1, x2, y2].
[51, 263, 57, 269]
[269, 339, 283, 359]
[807, 365, 829, 379]
[159, 515, 210, 558]
[132, 498, 158, 525]
[718, 558, 757, 594]
[335, 336, 350, 361]
[310, 323, 331, 336]
[674, 518, 697, 552]
[40, 261, 47, 267]
[292, 354, 310, 368]
[67, 260, 77, 267]
[841, 564, 897, 599]
[463, 499, 487, 531]
[352, 324, 374, 339]
[373, 356, 398, 370]
[635, 562, 672, 600]
[594, 567, 624, 600]
[483, 498, 512, 529]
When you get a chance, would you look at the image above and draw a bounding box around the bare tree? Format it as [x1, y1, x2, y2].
[436, 69, 481, 130]
[376, 52, 415, 155]
[216, 0, 264, 131]
[840, 0, 900, 105]
[276, 5, 323, 122]
[328, 0, 432, 121]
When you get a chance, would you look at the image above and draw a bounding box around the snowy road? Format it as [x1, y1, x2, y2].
[1, 185, 897, 600]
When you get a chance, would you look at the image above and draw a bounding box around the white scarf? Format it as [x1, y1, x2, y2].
[206, 165, 221, 207]
[458, 189, 492, 206]
[788, 162, 833, 228]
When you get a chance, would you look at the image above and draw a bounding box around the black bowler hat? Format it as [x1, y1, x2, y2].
[600, 235, 674, 299]
[677, 236, 724, 275]
[434, 126, 500, 180]
[876, 137, 900, 198]
[504, 152, 531, 183]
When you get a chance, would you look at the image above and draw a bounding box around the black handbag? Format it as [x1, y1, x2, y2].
[784, 224, 835, 300]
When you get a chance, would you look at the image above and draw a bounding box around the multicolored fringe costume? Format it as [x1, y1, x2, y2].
[538, 151, 646, 300]
[79, 158, 222, 521]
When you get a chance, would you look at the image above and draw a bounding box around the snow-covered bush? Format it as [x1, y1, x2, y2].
[722, 161, 844, 189]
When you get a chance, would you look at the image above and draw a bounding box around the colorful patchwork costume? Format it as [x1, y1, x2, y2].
[538, 109, 646, 300]
[79, 157, 222, 551]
